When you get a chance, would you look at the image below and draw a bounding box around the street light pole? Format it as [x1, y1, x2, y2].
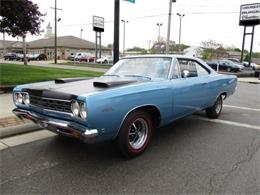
[166, 0, 176, 54]
[177, 13, 185, 52]
[121, 20, 129, 56]
[156, 23, 163, 42]
[80, 29, 83, 39]
[50, 0, 62, 64]
[54, 0, 57, 64]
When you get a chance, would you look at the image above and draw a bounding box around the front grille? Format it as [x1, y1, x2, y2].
[30, 95, 72, 113]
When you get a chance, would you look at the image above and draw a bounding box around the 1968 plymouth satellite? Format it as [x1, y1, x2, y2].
[13, 55, 237, 158]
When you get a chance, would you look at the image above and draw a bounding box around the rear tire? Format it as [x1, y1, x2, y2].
[116, 110, 153, 159]
[206, 95, 223, 119]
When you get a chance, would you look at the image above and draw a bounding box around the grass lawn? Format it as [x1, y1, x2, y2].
[58, 62, 111, 69]
[0, 63, 103, 85]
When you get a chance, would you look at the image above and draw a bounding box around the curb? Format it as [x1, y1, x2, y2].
[0, 85, 15, 93]
[0, 123, 42, 139]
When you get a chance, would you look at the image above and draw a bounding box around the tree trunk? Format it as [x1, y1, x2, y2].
[23, 36, 27, 65]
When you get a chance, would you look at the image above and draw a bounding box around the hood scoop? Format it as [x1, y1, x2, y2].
[93, 77, 138, 88]
[55, 77, 90, 84]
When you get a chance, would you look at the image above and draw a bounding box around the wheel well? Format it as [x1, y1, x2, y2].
[220, 92, 227, 100]
[134, 105, 161, 127]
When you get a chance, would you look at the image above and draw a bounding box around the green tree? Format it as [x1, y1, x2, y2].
[200, 39, 227, 60]
[0, 0, 44, 64]
[126, 46, 147, 54]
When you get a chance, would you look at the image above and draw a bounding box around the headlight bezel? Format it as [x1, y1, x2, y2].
[14, 92, 30, 105]
[71, 100, 80, 116]
[71, 100, 87, 120]
[23, 93, 30, 105]
[79, 102, 87, 119]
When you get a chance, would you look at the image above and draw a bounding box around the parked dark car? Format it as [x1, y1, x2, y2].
[34, 54, 47, 61]
[4, 53, 18, 61]
[15, 53, 31, 62]
[207, 60, 242, 72]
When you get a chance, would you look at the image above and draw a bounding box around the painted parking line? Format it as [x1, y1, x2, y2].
[0, 130, 56, 151]
[193, 116, 260, 132]
[224, 105, 260, 112]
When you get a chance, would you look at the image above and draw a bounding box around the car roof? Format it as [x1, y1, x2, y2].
[122, 54, 198, 61]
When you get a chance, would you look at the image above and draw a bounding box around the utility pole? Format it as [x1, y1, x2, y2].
[177, 13, 185, 52]
[121, 19, 129, 56]
[156, 23, 163, 42]
[166, 0, 176, 54]
[148, 40, 151, 51]
[50, 0, 62, 64]
[2, 32, 6, 58]
[113, 0, 120, 64]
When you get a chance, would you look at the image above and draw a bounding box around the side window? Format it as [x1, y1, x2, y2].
[178, 59, 209, 78]
[178, 59, 197, 78]
[195, 63, 209, 77]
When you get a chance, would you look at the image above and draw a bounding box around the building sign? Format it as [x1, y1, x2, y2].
[239, 3, 260, 26]
[93, 16, 104, 32]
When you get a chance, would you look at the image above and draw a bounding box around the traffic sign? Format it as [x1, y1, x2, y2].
[125, 0, 135, 3]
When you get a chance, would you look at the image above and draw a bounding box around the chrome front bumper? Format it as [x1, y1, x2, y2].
[13, 108, 98, 143]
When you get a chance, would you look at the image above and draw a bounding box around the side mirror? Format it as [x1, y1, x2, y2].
[183, 70, 190, 78]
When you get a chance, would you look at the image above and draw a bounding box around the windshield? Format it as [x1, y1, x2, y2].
[105, 57, 172, 79]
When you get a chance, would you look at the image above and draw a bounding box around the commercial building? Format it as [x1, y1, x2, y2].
[0, 36, 111, 60]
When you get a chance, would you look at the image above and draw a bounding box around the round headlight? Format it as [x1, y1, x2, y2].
[15, 93, 23, 104]
[79, 102, 87, 119]
[23, 93, 30, 105]
[71, 101, 80, 116]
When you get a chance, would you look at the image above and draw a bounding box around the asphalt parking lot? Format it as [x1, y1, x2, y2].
[0, 82, 259, 194]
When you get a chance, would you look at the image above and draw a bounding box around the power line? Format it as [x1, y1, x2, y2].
[59, 11, 239, 27]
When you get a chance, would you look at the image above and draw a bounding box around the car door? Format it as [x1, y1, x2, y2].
[171, 58, 211, 119]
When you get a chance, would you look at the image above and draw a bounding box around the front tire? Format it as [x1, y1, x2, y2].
[206, 95, 223, 119]
[116, 110, 153, 158]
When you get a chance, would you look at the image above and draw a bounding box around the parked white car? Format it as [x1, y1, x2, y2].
[96, 56, 113, 64]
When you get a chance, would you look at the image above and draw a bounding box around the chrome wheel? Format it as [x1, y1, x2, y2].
[215, 97, 222, 114]
[128, 118, 148, 150]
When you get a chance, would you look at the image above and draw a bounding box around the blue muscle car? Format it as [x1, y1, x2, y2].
[12, 55, 237, 158]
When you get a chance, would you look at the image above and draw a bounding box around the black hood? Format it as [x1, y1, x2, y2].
[23, 76, 142, 98]
[93, 77, 138, 88]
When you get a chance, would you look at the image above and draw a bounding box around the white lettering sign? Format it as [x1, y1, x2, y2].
[240, 3, 260, 21]
[93, 16, 104, 31]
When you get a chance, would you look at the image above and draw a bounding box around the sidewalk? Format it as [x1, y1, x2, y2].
[0, 94, 38, 138]
[237, 77, 260, 84]
[0, 59, 108, 73]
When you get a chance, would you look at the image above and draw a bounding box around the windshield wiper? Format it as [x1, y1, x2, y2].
[103, 74, 120, 77]
[124, 74, 151, 80]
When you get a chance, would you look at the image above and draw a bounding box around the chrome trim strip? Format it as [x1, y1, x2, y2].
[43, 108, 73, 117]
[13, 108, 98, 142]
[113, 104, 161, 139]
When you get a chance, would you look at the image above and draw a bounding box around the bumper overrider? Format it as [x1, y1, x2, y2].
[13, 108, 98, 143]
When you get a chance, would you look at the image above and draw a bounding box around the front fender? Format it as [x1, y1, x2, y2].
[85, 86, 173, 142]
